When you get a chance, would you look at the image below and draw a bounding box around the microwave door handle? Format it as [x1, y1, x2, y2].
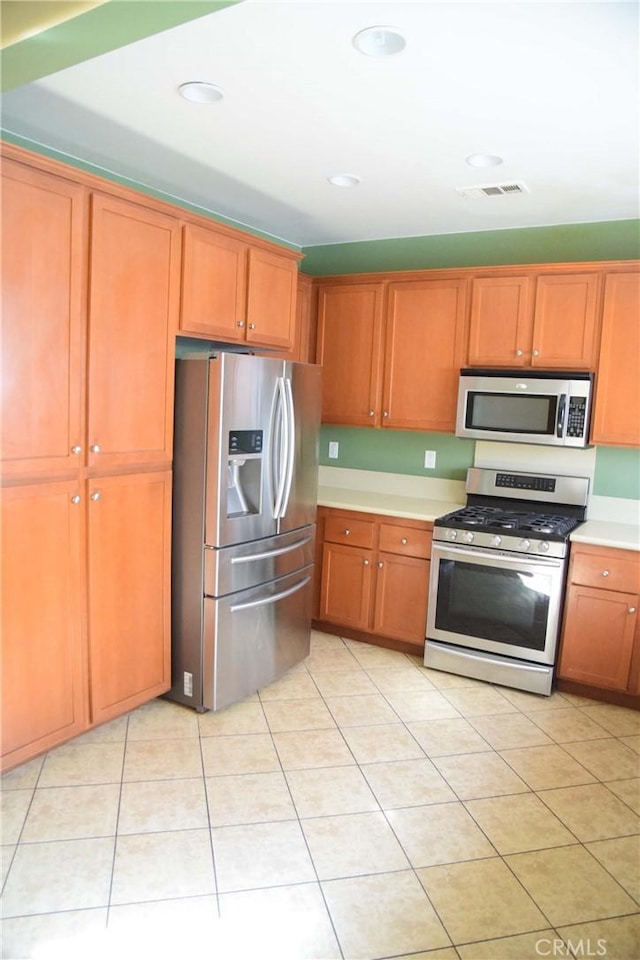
[557, 394, 567, 438]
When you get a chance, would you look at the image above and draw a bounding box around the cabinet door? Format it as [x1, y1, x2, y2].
[1, 481, 87, 769]
[180, 223, 247, 339]
[591, 272, 640, 447]
[316, 284, 385, 426]
[319, 542, 373, 630]
[246, 248, 298, 351]
[558, 585, 638, 691]
[384, 279, 468, 431]
[467, 276, 534, 366]
[373, 553, 429, 644]
[1, 161, 86, 481]
[87, 194, 181, 471]
[531, 273, 600, 368]
[87, 470, 172, 724]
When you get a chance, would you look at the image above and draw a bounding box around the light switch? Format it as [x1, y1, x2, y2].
[328, 441, 339, 459]
[424, 450, 436, 469]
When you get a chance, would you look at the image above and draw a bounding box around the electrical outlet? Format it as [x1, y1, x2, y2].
[424, 450, 437, 469]
[328, 441, 339, 459]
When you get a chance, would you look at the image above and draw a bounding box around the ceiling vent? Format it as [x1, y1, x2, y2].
[456, 182, 530, 199]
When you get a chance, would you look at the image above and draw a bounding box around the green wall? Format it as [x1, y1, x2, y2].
[319, 427, 475, 481]
[301, 220, 640, 276]
[594, 446, 640, 501]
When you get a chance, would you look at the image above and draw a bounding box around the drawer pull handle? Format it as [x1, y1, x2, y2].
[629, 607, 637, 614]
[401, 537, 408, 545]
[601, 570, 610, 577]
[344, 529, 350, 536]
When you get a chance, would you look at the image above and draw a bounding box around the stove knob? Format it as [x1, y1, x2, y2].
[445, 529, 458, 541]
[463, 531, 474, 544]
[538, 541, 550, 553]
[490, 535, 502, 547]
[519, 538, 532, 551]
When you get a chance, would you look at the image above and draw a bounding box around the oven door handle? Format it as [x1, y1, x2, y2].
[433, 544, 562, 569]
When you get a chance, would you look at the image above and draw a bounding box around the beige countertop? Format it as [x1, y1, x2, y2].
[318, 483, 640, 552]
[571, 520, 640, 552]
[317, 484, 464, 524]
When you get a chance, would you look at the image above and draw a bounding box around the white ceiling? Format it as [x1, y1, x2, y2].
[2, 0, 638, 247]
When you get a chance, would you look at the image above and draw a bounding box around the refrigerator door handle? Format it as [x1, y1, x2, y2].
[279, 376, 296, 518]
[229, 574, 311, 613]
[271, 376, 289, 519]
[230, 534, 313, 565]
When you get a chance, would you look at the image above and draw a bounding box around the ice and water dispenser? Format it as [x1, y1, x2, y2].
[226, 429, 263, 517]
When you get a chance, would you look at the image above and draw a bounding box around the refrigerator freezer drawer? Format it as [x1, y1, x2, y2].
[204, 525, 315, 597]
[203, 565, 313, 711]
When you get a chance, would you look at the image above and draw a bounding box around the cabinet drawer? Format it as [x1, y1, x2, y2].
[324, 515, 375, 549]
[379, 523, 432, 559]
[571, 550, 640, 593]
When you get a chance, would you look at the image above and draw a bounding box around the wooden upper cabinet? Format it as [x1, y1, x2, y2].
[246, 247, 297, 351]
[384, 279, 469, 431]
[1, 160, 86, 481]
[180, 222, 299, 352]
[467, 271, 600, 369]
[467, 276, 534, 367]
[316, 283, 385, 426]
[87, 193, 181, 472]
[531, 273, 601, 368]
[180, 224, 246, 339]
[591, 272, 640, 447]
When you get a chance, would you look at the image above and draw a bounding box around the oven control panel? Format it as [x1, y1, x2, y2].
[495, 473, 556, 493]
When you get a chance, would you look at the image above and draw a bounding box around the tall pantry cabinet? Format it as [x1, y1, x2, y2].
[1, 158, 178, 769]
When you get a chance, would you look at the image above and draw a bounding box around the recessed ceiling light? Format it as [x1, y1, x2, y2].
[353, 26, 406, 57]
[178, 82, 224, 103]
[328, 174, 362, 188]
[465, 153, 503, 168]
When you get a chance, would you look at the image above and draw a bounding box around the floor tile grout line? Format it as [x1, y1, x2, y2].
[103, 711, 130, 924]
[197, 716, 222, 920]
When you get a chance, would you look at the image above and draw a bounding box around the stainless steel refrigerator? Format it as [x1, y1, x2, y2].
[168, 353, 321, 712]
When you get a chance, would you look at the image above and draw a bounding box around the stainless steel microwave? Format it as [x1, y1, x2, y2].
[455, 369, 594, 447]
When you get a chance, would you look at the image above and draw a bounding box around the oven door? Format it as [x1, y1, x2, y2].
[426, 541, 566, 665]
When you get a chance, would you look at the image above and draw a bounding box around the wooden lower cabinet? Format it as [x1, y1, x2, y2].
[87, 470, 172, 724]
[557, 543, 640, 703]
[1, 470, 172, 771]
[1, 481, 88, 769]
[316, 508, 432, 652]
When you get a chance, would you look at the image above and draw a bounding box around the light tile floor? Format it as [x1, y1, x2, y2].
[2, 630, 639, 960]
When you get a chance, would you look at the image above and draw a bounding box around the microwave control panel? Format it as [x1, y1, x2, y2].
[567, 397, 587, 437]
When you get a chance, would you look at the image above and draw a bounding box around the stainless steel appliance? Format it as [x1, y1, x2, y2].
[425, 467, 589, 696]
[455, 368, 594, 447]
[168, 353, 321, 712]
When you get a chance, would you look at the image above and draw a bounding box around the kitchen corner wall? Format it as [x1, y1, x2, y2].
[306, 220, 640, 506]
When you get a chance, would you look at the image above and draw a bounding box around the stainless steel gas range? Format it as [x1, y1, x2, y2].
[425, 467, 589, 696]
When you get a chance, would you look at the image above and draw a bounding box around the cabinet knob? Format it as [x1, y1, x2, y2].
[248, 323, 256, 330]
[629, 607, 637, 614]
[368, 410, 375, 417]
[401, 537, 408, 545]
[237, 321, 245, 328]
[71, 495, 81, 505]
[71, 445, 82, 455]
[378, 561, 384, 568]
[601, 570, 610, 577]
[343, 529, 350, 536]
[515, 349, 524, 357]
[532, 348, 540, 357]
[363, 559, 369, 566]
[90, 444, 100, 454]
[90, 491, 101, 501]
[382, 411, 389, 418]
